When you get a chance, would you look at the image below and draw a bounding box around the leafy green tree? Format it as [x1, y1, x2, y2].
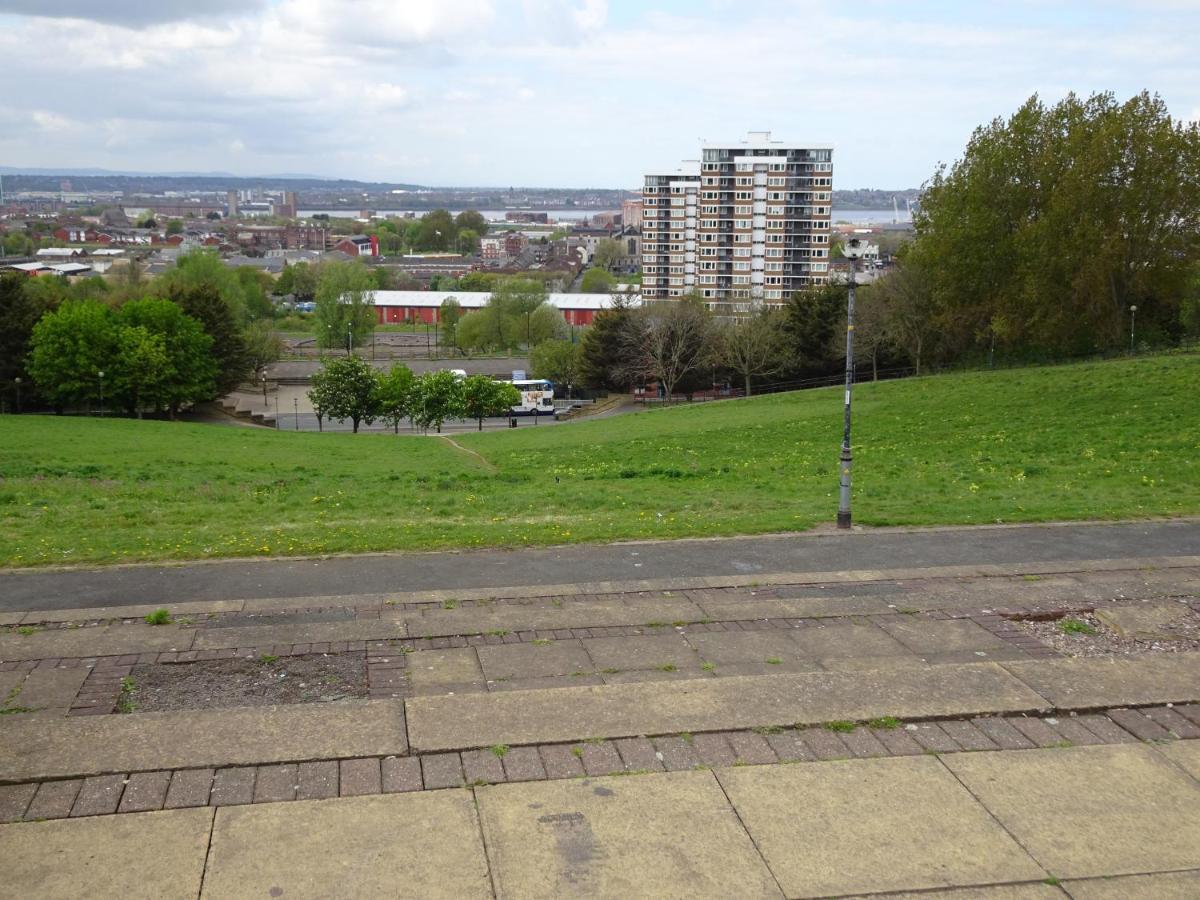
[458, 272, 498, 292]
[716, 307, 788, 396]
[460, 374, 519, 430]
[783, 283, 845, 376]
[310, 355, 380, 433]
[2, 232, 34, 256]
[527, 302, 567, 345]
[154, 250, 254, 324]
[620, 296, 715, 402]
[454, 210, 489, 239]
[116, 298, 217, 417]
[409, 369, 464, 433]
[173, 282, 250, 394]
[530, 339, 582, 397]
[244, 319, 283, 373]
[415, 209, 456, 251]
[314, 260, 376, 351]
[874, 264, 937, 375]
[27, 300, 118, 412]
[1, 273, 56, 410]
[375, 364, 415, 433]
[234, 267, 274, 321]
[287, 262, 318, 302]
[579, 298, 634, 390]
[137, 214, 158, 229]
[165, 219, 184, 236]
[456, 228, 479, 254]
[591, 237, 624, 271]
[493, 277, 547, 347]
[580, 267, 615, 293]
[439, 297, 462, 348]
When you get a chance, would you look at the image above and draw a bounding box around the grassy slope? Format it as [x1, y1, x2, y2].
[1, 354, 1197, 567]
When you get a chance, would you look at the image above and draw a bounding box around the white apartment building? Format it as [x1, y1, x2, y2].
[642, 132, 832, 311]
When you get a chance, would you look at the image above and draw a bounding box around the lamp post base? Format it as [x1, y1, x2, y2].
[836, 511, 852, 529]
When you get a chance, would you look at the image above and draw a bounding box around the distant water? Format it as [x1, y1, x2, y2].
[297, 207, 912, 225]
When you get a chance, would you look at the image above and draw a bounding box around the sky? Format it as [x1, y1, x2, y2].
[0, 0, 1197, 190]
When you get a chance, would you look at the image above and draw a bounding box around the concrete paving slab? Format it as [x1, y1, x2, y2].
[944, 744, 1200, 879]
[583, 633, 703, 671]
[698, 596, 896, 620]
[20, 599, 245, 624]
[405, 662, 1048, 752]
[1003, 654, 1200, 709]
[821, 655, 931, 672]
[202, 791, 491, 899]
[685, 630, 815, 665]
[192, 618, 404, 649]
[717, 757, 1045, 897]
[866, 886, 1063, 899]
[406, 648, 483, 685]
[0, 669, 27, 701]
[789, 622, 918, 660]
[400, 597, 706, 637]
[0, 807, 212, 900]
[1157, 739, 1200, 780]
[1094, 603, 1195, 640]
[0, 700, 407, 782]
[8, 667, 88, 709]
[1063, 870, 1200, 899]
[478, 640, 594, 680]
[476, 769, 783, 899]
[0, 624, 188, 661]
[879, 618, 1012, 655]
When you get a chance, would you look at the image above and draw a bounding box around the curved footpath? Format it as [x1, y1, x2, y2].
[1, 524, 1200, 897]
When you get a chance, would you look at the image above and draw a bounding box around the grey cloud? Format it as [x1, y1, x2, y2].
[0, 0, 266, 26]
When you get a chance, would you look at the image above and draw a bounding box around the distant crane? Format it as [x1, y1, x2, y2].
[892, 195, 899, 224]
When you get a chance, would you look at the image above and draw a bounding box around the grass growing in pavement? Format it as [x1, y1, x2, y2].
[0, 353, 1197, 568]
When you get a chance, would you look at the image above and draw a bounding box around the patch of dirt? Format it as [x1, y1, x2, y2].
[125, 653, 368, 713]
[1017, 609, 1200, 657]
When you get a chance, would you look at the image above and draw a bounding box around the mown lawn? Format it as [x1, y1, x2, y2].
[1, 353, 1197, 567]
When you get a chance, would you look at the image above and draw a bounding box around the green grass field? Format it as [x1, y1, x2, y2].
[1, 354, 1197, 568]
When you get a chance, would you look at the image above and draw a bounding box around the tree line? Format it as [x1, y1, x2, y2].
[306, 356, 520, 433]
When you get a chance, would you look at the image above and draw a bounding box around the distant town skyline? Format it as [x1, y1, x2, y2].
[1, 1, 1197, 190]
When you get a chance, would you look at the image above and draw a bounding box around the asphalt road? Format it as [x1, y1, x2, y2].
[1, 519, 1196, 613]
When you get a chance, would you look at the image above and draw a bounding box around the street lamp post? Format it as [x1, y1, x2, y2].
[837, 238, 867, 530]
[1129, 305, 1137, 353]
[98, 370, 105, 417]
[325, 323, 332, 357]
[294, 397, 299, 431]
[346, 322, 352, 356]
[261, 369, 268, 404]
[13, 377, 21, 413]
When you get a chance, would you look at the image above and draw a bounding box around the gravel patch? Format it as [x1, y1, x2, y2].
[1017, 609, 1200, 657]
[125, 653, 368, 713]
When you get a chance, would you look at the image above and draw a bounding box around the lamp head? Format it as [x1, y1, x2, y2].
[842, 237, 868, 260]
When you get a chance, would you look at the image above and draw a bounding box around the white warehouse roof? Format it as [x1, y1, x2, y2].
[368, 290, 641, 310]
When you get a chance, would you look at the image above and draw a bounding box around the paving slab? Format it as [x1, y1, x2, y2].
[405, 662, 1048, 752]
[1063, 870, 1200, 899]
[477, 640, 594, 680]
[698, 596, 897, 620]
[879, 618, 1012, 655]
[1003, 654, 1200, 709]
[944, 744, 1200, 879]
[582, 633, 702, 671]
[20, 599, 244, 625]
[1094, 602, 1195, 640]
[1157, 739, 1200, 780]
[406, 648, 484, 685]
[684, 630, 816, 665]
[868, 886, 1063, 899]
[0, 625, 188, 661]
[717, 757, 1045, 897]
[202, 791, 491, 899]
[192, 618, 404, 649]
[8, 667, 88, 710]
[476, 769, 783, 899]
[789, 622, 918, 661]
[0, 700, 407, 782]
[401, 597, 706, 637]
[0, 807, 212, 900]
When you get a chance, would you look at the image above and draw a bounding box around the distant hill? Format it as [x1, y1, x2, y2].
[832, 189, 922, 210]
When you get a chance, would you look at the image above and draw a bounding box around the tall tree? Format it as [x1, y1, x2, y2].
[439, 297, 463, 349]
[310, 355, 379, 433]
[492, 277, 547, 347]
[716, 307, 788, 395]
[409, 369, 464, 433]
[454, 210, 489, 239]
[592, 237, 624, 271]
[375, 364, 415, 433]
[116, 298, 217, 417]
[579, 298, 634, 390]
[580, 268, 616, 293]
[27, 300, 118, 412]
[172, 282, 249, 394]
[0, 273, 56, 410]
[314, 260, 377, 351]
[783, 283, 845, 376]
[530, 339, 583, 397]
[460, 375, 519, 430]
[112, 326, 168, 419]
[620, 297, 715, 402]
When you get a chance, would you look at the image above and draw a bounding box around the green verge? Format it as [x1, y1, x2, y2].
[0, 353, 1197, 568]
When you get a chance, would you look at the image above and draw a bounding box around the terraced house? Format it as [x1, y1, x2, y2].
[642, 131, 833, 312]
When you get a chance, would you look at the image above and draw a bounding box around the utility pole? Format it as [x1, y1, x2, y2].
[837, 238, 867, 530]
[1129, 305, 1137, 353]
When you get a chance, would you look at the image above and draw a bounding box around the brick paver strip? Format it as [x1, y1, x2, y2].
[869, 726, 924, 756]
[1075, 714, 1138, 744]
[726, 731, 779, 765]
[613, 736, 665, 772]
[25, 779, 82, 820]
[1043, 717, 1105, 746]
[938, 719, 999, 751]
[762, 729, 814, 761]
[800, 729, 851, 760]
[461, 749, 506, 785]
[1177, 704, 1200, 728]
[253, 763, 298, 803]
[421, 753, 464, 789]
[907, 723, 960, 753]
[1142, 706, 1200, 739]
[0, 783, 37, 823]
[578, 741, 624, 776]
[837, 727, 889, 759]
[689, 732, 737, 768]
[294, 761, 338, 800]
[971, 716, 1036, 750]
[164, 769, 214, 809]
[116, 770, 171, 813]
[1008, 716, 1069, 748]
[1107, 708, 1174, 742]
[538, 744, 586, 779]
[499, 746, 547, 782]
[380, 756, 423, 793]
[338, 758, 382, 796]
[70, 774, 126, 817]
[210, 767, 257, 806]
